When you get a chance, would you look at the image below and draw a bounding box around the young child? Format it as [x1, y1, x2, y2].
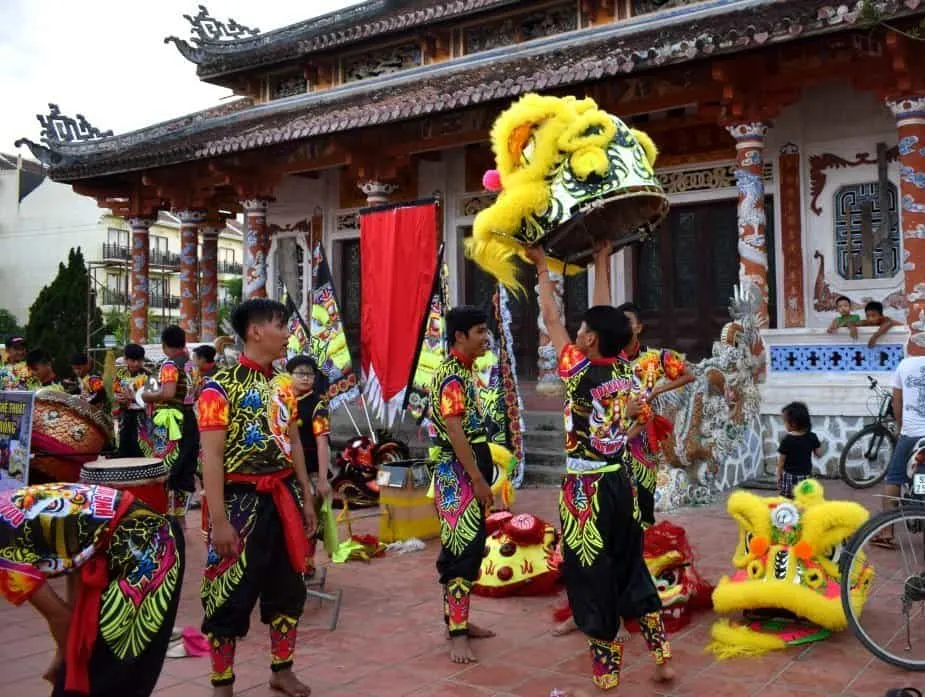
[70, 352, 108, 408]
[826, 296, 860, 338]
[777, 402, 821, 499]
[287, 354, 332, 579]
[25, 349, 63, 390]
[854, 301, 900, 348]
[112, 343, 150, 457]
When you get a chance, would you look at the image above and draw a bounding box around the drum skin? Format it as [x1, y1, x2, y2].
[30, 388, 114, 483]
[80, 458, 169, 514]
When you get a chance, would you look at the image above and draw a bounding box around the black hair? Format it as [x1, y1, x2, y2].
[864, 301, 884, 315]
[161, 325, 186, 349]
[70, 352, 88, 366]
[230, 299, 289, 340]
[782, 401, 812, 432]
[583, 305, 632, 358]
[123, 343, 145, 360]
[615, 302, 641, 318]
[835, 295, 852, 306]
[446, 306, 488, 345]
[193, 345, 217, 362]
[286, 354, 329, 394]
[26, 349, 52, 369]
[7, 336, 25, 347]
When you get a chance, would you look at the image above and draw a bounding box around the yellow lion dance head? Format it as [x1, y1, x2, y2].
[467, 93, 668, 291]
[709, 479, 874, 658]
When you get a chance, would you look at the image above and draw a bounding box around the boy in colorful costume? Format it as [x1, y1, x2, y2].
[0, 482, 184, 696]
[70, 352, 108, 409]
[141, 326, 197, 518]
[26, 348, 65, 390]
[528, 243, 674, 690]
[0, 336, 30, 390]
[430, 305, 497, 664]
[198, 299, 317, 697]
[112, 343, 150, 458]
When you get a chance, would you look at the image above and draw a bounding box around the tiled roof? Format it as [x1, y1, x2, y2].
[167, 0, 521, 80]
[20, 0, 924, 182]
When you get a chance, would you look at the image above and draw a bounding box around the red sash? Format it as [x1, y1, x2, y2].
[65, 492, 135, 695]
[646, 415, 674, 454]
[225, 470, 307, 574]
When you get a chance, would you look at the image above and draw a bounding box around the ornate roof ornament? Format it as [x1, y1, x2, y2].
[165, 5, 260, 64]
[14, 103, 113, 167]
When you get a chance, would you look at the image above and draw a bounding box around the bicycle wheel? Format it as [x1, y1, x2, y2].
[839, 424, 896, 489]
[840, 507, 925, 671]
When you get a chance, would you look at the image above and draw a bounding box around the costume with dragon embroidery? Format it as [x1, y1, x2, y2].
[708, 479, 874, 658]
[197, 358, 308, 689]
[429, 348, 492, 637]
[0, 483, 183, 696]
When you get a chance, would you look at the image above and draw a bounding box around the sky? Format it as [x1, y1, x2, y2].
[0, 0, 357, 155]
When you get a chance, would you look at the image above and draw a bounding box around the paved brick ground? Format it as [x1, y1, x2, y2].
[0, 479, 917, 696]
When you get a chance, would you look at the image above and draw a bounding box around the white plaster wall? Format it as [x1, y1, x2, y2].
[269, 173, 326, 227]
[0, 177, 103, 324]
[766, 81, 903, 329]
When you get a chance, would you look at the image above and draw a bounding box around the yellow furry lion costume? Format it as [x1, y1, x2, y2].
[467, 93, 668, 290]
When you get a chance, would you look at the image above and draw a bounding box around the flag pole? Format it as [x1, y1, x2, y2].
[360, 394, 378, 444]
[342, 401, 363, 436]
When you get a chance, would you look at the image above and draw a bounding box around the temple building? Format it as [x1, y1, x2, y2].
[14, 0, 925, 472]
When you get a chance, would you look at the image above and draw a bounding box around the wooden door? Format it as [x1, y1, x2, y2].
[634, 199, 774, 361]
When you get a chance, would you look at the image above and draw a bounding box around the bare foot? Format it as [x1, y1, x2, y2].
[653, 662, 675, 683]
[449, 635, 477, 664]
[445, 623, 495, 640]
[616, 627, 631, 642]
[269, 667, 311, 696]
[212, 685, 234, 697]
[551, 617, 578, 637]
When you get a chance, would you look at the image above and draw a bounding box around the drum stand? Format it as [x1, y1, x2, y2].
[304, 566, 343, 631]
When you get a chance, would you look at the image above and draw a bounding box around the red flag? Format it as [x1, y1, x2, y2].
[360, 200, 438, 425]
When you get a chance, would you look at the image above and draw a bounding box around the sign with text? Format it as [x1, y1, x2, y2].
[0, 391, 34, 491]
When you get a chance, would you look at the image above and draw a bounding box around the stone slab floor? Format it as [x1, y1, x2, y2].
[0, 479, 918, 696]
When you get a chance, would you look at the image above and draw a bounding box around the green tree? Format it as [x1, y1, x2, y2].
[0, 309, 24, 340]
[26, 248, 105, 378]
[218, 278, 243, 333]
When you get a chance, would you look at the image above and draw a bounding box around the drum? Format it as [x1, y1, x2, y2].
[80, 457, 169, 514]
[31, 388, 114, 483]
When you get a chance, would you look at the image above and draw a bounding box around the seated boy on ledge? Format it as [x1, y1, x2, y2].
[852, 301, 900, 348]
[826, 295, 860, 339]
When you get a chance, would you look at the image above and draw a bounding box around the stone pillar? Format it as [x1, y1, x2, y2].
[200, 225, 220, 341]
[241, 198, 270, 299]
[128, 217, 153, 345]
[536, 270, 565, 396]
[888, 96, 925, 353]
[778, 143, 806, 328]
[359, 180, 398, 206]
[727, 121, 770, 324]
[177, 209, 205, 341]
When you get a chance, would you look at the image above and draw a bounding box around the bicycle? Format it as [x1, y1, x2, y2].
[840, 442, 925, 671]
[839, 375, 897, 489]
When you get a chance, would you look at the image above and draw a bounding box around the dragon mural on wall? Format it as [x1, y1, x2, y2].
[650, 284, 766, 511]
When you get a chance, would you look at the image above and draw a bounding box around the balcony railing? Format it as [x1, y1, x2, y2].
[218, 260, 243, 275]
[150, 294, 181, 310]
[151, 250, 181, 270]
[101, 243, 130, 261]
[99, 289, 130, 307]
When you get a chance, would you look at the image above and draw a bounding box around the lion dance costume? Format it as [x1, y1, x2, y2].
[709, 479, 874, 657]
[466, 93, 667, 290]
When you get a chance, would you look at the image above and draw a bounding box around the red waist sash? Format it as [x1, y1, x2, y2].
[225, 469, 307, 575]
[65, 492, 135, 695]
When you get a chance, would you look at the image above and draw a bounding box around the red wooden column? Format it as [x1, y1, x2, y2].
[129, 217, 153, 344]
[241, 198, 271, 298]
[888, 96, 925, 353]
[726, 121, 770, 324]
[177, 209, 205, 341]
[199, 223, 220, 341]
[778, 143, 806, 328]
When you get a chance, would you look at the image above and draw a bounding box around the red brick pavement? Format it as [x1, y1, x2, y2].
[0, 480, 916, 696]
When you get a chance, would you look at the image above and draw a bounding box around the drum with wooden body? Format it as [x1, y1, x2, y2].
[31, 388, 114, 483]
[80, 457, 169, 514]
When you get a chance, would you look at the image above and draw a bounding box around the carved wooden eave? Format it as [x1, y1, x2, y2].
[164, 0, 523, 82]
[19, 0, 925, 183]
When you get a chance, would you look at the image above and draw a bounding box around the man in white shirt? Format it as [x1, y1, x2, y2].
[873, 355, 925, 548]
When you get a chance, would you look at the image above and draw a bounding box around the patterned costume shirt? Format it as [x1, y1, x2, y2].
[0, 483, 128, 603]
[429, 349, 487, 461]
[197, 356, 298, 474]
[79, 373, 107, 406]
[296, 391, 330, 474]
[558, 344, 636, 470]
[112, 366, 150, 415]
[158, 356, 188, 408]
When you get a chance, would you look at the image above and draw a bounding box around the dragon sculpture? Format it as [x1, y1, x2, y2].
[651, 283, 766, 511]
